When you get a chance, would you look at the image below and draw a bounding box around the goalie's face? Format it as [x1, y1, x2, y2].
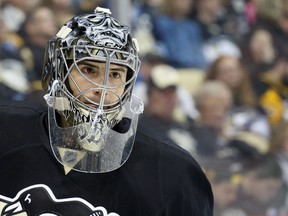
[68, 60, 128, 109]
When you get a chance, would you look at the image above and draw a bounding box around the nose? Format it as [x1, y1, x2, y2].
[92, 87, 108, 97]
[89, 75, 105, 96]
[84, 88, 105, 107]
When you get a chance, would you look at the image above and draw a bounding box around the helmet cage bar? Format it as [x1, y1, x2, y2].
[62, 45, 140, 76]
[54, 81, 124, 117]
[54, 45, 139, 114]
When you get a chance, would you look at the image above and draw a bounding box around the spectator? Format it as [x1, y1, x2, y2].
[139, 63, 198, 155]
[241, 26, 279, 84]
[0, 14, 30, 101]
[255, 0, 284, 27]
[221, 0, 250, 40]
[193, 80, 234, 158]
[0, 0, 41, 32]
[191, 0, 242, 65]
[135, 52, 165, 84]
[230, 156, 288, 215]
[240, 26, 288, 127]
[243, 0, 288, 126]
[18, 5, 59, 103]
[205, 55, 257, 108]
[270, 120, 288, 185]
[203, 159, 243, 216]
[258, 55, 288, 127]
[191, 0, 224, 41]
[273, 3, 288, 61]
[131, 0, 164, 56]
[205, 55, 271, 151]
[42, 0, 75, 28]
[134, 56, 199, 121]
[194, 80, 266, 161]
[133, 0, 163, 19]
[152, 0, 207, 68]
[70, 0, 101, 14]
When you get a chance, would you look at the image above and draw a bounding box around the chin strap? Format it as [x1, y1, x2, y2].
[43, 80, 71, 111]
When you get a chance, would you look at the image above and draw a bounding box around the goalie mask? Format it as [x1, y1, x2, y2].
[42, 7, 143, 173]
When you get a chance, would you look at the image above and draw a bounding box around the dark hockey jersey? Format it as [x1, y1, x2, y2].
[0, 100, 213, 216]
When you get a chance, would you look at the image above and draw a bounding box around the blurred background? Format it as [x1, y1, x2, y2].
[1, 0, 288, 215]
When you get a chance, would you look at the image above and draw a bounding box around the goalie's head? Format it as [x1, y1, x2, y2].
[42, 7, 143, 173]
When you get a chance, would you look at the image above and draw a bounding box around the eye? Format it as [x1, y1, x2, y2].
[81, 66, 95, 74]
[110, 71, 121, 79]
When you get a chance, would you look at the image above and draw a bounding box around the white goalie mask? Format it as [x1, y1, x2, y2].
[42, 7, 143, 173]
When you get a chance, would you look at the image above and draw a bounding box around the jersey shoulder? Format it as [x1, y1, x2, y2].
[0, 99, 47, 115]
[134, 121, 209, 184]
[136, 121, 200, 165]
[0, 100, 48, 147]
[131, 121, 214, 214]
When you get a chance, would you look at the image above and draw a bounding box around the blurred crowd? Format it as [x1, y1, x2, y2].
[1, 0, 288, 215]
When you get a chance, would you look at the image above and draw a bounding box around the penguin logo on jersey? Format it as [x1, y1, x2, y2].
[0, 184, 119, 216]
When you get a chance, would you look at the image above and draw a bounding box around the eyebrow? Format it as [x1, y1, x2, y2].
[79, 61, 127, 73]
[110, 66, 126, 73]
